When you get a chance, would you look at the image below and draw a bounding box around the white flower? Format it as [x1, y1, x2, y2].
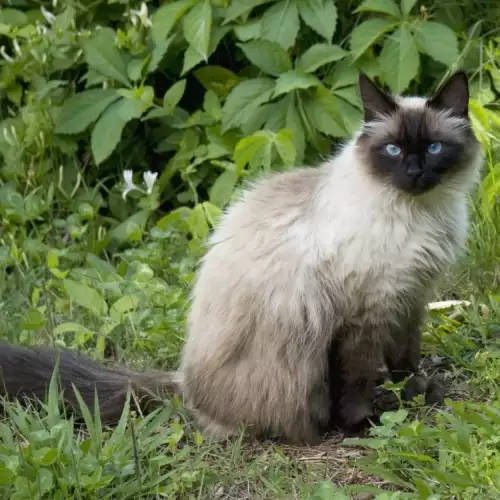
[13, 39, 21, 56]
[143, 171, 158, 194]
[52, 0, 58, 7]
[41, 6, 56, 24]
[0, 46, 13, 62]
[129, 2, 152, 28]
[36, 24, 48, 36]
[122, 170, 138, 200]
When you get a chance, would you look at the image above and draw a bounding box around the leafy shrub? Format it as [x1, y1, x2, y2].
[1, 0, 499, 264]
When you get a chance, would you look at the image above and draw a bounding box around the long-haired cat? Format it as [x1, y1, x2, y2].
[0, 72, 482, 445]
[181, 71, 482, 443]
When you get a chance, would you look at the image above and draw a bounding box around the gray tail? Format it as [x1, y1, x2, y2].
[0, 342, 182, 424]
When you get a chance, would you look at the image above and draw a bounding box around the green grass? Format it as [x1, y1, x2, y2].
[0, 140, 499, 500]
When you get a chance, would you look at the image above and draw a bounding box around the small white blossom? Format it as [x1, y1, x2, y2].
[143, 171, 158, 194]
[122, 170, 138, 200]
[52, 0, 58, 7]
[12, 39, 21, 56]
[36, 24, 48, 36]
[41, 6, 56, 24]
[0, 46, 13, 62]
[129, 2, 152, 27]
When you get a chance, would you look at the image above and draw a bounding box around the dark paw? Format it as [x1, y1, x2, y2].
[403, 373, 428, 401]
[425, 376, 446, 405]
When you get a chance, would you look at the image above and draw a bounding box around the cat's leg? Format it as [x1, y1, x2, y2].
[335, 330, 386, 430]
[386, 308, 445, 405]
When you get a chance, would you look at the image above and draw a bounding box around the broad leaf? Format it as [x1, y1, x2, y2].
[55, 89, 120, 134]
[274, 129, 296, 165]
[182, 26, 230, 75]
[285, 96, 306, 161]
[261, 0, 300, 50]
[194, 65, 240, 98]
[296, 44, 347, 73]
[234, 132, 273, 172]
[151, 0, 196, 43]
[210, 170, 238, 208]
[83, 28, 130, 87]
[183, 0, 212, 61]
[221, 78, 275, 132]
[401, 0, 418, 16]
[413, 21, 459, 67]
[304, 87, 347, 137]
[223, 0, 275, 23]
[379, 25, 419, 93]
[111, 210, 151, 243]
[63, 279, 108, 316]
[355, 0, 401, 18]
[273, 70, 321, 97]
[237, 40, 292, 76]
[147, 36, 174, 74]
[91, 98, 143, 165]
[297, 0, 338, 42]
[233, 19, 261, 41]
[163, 80, 187, 112]
[350, 19, 395, 60]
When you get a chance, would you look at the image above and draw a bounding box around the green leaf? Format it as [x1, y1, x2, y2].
[273, 70, 321, 97]
[355, 0, 401, 17]
[274, 129, 296, 165]
[188, 204, 209, 239]
[297, 0, 338, 42]
[413, 21, 459, 67]
[261, 0, 300, 50]
[210, 170, 238, 208]
[234, 132, 272, 172]
[63, 279, 108, 316]
[305, 86, 347, 137]
[401, 0, 417, 16]
[83, 28, 130, 87]
[194, 66, 240, 98]
[223, 0, 275, 23]
[147, 36, 174, 74]
[379, 25, 419, 93]
[22, 308, 46, 330]
[221, 78, 275, 132]
[285, 96, 305, 161]
[110, 210, 151, 243]
[296, 44, 347, 73]
[91, 98, 143, 165]
[237, 40, 292, 76]
[350, 19, 395, 60]
[183, 0, 212, 61]
[182, 25, 230, 75]
[163, 79, 186, 113]
[110, 295, 139, 320]
[151, 0, 196, 43]
[54, 89, 120, 135]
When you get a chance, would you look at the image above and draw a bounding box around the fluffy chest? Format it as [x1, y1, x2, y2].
[315, 198, 467, 310]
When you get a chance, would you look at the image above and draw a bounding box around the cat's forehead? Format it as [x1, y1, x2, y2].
[363, 97, 469, 144]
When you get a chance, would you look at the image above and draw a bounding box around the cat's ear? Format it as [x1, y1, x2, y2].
[427, 71, 469, 117]
[359, 73, 397, 122]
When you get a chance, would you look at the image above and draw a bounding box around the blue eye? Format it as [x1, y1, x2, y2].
[427, 142, 442, 154]
[385, 144, 401, 156]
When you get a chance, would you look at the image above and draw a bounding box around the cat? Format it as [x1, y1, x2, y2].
[0, 71, 483, 445]
[180, 70, 482, 443]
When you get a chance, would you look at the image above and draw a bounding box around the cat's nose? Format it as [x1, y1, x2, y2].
[407, 165, 422, 176]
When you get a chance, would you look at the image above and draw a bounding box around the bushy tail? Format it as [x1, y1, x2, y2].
[0, 342, 182, 423]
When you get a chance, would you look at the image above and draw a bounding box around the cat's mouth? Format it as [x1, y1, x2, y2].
[402, 172, 440, 195]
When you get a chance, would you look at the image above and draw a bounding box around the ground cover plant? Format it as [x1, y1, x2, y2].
[0, 0, 499, 498]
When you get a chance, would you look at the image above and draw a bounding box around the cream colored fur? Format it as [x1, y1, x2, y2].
[180, 96, 483, 443]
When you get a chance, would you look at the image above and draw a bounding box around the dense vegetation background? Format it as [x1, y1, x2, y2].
[0, 0, 499, 498]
